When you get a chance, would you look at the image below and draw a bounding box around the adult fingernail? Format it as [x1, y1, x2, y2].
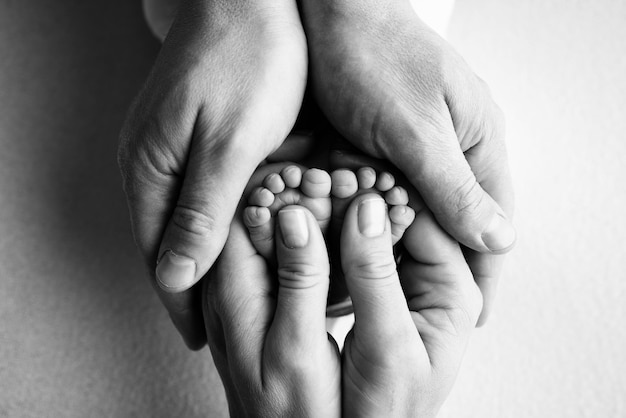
[358, 197, 386, 237]
[482, 213, 516, 253]
[279, 208, 309, 248]
[156, 250, 197, 292]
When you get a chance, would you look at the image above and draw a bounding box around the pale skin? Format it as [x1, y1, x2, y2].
[241, 162, 416, 311]
[300, 0, 515, 326]
[204, 186, 482, 416]
[118, 0, 514, 348]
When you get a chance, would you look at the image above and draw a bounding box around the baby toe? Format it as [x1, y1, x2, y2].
[301, 168, 332, 198]
[389, 205, 415, 229]
[331, 169, 358, 198]
[263, 173, 286, 194]
[389, 205, 416, 244]
[375, 171, 395, 192]
[243, 206, 275, 260]
[356, 167, 376, 189]
[281, 165, 303, 189]
[385, 186, 409, 206]
[243, 206, 271, 228]
[248, 187, 275, 207]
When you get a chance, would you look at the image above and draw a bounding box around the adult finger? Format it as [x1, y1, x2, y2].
[206, 219, 274, 384]
[155, 117, 262, 291]
[118, 90, 210, 349]
[399, 207, 483, 367]
[268, 206, 331, 352]
[158, 136, 262, 346]
[384, 104, 516, 256]
[340, 193, 415, 340]
[328, 142, 507, 326]
[208, 210, 340, 416]
[454, 97, 515, 324]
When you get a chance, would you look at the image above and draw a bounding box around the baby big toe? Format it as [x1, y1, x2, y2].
[301, 168, 332, 198]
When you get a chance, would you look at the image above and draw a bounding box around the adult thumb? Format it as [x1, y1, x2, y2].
[270, 206, 330, 345]
[340, 194, 413, 336]
[393, 121, 515, 254]
[155, 136, 260, 293]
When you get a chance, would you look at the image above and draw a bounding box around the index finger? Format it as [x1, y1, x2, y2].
[399, 208, 483, 368]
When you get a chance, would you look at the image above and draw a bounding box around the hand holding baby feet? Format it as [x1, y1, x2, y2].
[330, 167, 415, 245]
[243, 162, 415, 315]
[340, 193, 482, 417]
[300, 0, 514, 323]
[118, 0, 307, 348]
[204, 206, 340, 417]
[327, 167, 415, 313]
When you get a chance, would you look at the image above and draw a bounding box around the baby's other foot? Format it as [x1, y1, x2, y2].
[331, 167, 415, 245]
[243, 163, 332, 263]
[326, 167, 415, 315]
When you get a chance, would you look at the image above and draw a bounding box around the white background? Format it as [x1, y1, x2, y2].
[442, 1, 626, 416]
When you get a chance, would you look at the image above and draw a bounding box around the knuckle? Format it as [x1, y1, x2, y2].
[475, 75, 492, 96]
[171, 205, 217, 237]
[278, 261, 325, 290]
[474, 101, 505, 146]
[118, 94, 190, 178]
[117, 114, 142, 178]
[446, 177, 484, 220]
[118, 131, 182, 201]
[353, 252, 398, 281]
[476, 84, 506, 142]
[447, 302, 481, 336]
[490, 103, 506, 139]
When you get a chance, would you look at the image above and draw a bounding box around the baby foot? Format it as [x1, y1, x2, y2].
[243, 163, 332, 263]
[330, 167, 415, 245]
[326, 167, 416, 315]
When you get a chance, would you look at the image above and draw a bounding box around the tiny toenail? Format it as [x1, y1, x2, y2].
[358, 198, 386, 237]
[279, 208, 309, 248]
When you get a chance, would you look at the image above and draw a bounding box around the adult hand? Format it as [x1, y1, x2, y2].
[300, 0, 514, 324]
[118, 0, 307, 348]
[203, 207, 341, 417]
[340, 193, 482, 416]
[205, 191, 480, 416]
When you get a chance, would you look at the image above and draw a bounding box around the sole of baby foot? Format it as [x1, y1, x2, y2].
[243, 163, 332, 264]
